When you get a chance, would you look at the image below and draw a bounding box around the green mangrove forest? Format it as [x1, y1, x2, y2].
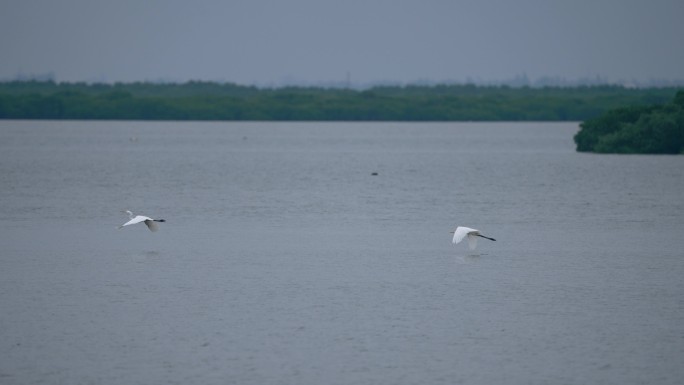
[0, 80, 679, 122]
[574, 90, 684, 154]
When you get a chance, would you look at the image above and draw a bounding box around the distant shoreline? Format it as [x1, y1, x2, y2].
[1, 81, 680, 122]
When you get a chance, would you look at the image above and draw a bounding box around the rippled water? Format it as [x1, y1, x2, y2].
[1, 121, 683, 385]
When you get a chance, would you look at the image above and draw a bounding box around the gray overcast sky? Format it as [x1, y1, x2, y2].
[1, 0, 683, 85]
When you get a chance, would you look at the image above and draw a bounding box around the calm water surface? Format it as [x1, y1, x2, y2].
[1, 121, 683, 385]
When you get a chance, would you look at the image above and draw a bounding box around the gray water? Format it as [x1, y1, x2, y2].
[1, 120, 683, 385]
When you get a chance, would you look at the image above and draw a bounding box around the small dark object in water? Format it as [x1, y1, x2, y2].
[371, 172, 378, 176]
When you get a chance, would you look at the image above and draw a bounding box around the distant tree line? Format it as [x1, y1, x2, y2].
[574, 91, 684, 154]
[0, 80, 679, 122]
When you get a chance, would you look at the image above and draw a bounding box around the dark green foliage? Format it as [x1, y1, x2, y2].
[0, 80, 679, 122]
[574, 105, 655, 152]
[574, 90, 684, 154]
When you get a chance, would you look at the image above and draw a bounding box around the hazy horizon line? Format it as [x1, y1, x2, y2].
[4, 71, 684, 90]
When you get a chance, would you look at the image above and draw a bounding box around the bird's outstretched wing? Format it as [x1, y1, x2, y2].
[118, 215, 150, 229]
[144, 219, 159, 232]
[452, 227, 472, 244]
[467, 234, 478, 250]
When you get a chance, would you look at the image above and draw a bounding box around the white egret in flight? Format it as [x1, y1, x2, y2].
[118, 210, 166, 232]
[450, 226, 496, 250]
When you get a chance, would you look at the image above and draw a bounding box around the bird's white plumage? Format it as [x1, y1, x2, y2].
[451, 226, 477, 245]
[118, 210, 163, 232]
[451, 226, 494, 251]
[120, 215, 152, 227]
[144, 219, 159, 232]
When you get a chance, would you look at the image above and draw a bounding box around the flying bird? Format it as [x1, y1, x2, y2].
[118, 210, 166, 232]
[450, 226, 496, 250]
